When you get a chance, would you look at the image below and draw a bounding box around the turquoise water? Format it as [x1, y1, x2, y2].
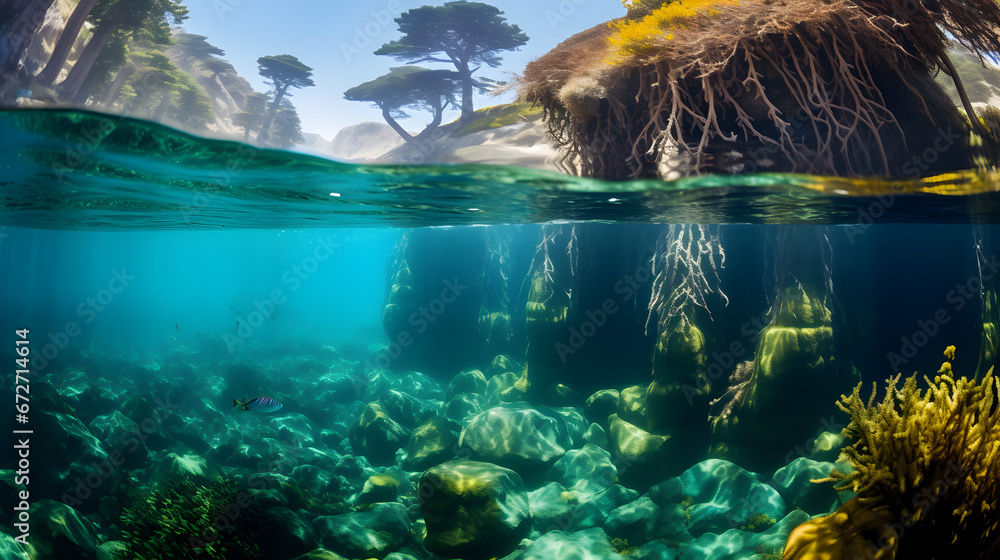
[5, 109, 1000, 229]
[3, 108, 1000, 560]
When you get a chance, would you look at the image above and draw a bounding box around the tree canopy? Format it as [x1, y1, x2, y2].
[375, 1, 528, 121]
[345, 66, 460, 143]
[255, 54, 314, 143]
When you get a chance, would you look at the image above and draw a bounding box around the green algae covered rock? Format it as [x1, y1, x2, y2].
[419, 460, 530, 559]
[289, 550, 348, 560]
[607, 413, 674, 488]
[22, 500, 98, 560]
[459, 405, 579, 476]
[618, 385, 648, 427]
[402, 415, 461, 472]
[709, 284, 859, 471]
[349, 402, 411, 465]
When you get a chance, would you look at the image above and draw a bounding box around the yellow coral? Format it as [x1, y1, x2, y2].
[786, 348, 1000, 558]
[608, 0, 737, 61]
[944, 344, 956, 361]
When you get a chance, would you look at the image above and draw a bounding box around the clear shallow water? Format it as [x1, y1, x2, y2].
[3, 108, 1000, 560]
[4, 108, 1000, 229]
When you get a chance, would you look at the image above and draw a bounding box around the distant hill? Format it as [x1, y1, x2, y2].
[308, 122, 409, 162]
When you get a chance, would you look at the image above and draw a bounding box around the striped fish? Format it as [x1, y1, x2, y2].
[233, 396, 283, 413]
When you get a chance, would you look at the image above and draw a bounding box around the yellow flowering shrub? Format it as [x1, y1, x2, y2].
[608, 0, 738, 61]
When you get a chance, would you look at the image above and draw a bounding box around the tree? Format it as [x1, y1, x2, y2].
[375, 1, 528, 122]
[58, 0, 188, 102]
[344, 66, 459, 144]
[232, 91, 267, 140]
[34, 0, 99, 86]
[255, 54, 314, 143]
[268, 98, 304, 147]
[0, 0, 57, 95]
[170, 33, 224, 62]
[200, 57, 233, 81]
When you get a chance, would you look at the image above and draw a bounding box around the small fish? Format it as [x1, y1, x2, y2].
[175, 323, 180, 333]
[235, 320, 240, 332]
[233, 397, 283, 413]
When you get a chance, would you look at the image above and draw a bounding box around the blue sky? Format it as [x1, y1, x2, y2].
[178, 1, 625, 140]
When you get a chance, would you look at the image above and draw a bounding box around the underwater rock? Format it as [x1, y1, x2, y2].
[402, 415, 461, 472]
[87, 411, 150, 470]
[333, 454, 371, 480]
[443, 392, 486, 423]
[678, 459, 786, 537]
[485, 371, 520, 405]
[583, 423, 608, 448]
[448, 368, 489, 399]
[419, 460, 530, 559]
[95, 541, 126, 560]
[634, 540, 679, 560]
[358, 474, 402, 504]
[680, 508, 811, 560]
[290, 548, 349, 560]
[32, 410, 110, 503]
[528, 482, 582, 532]
[618, 385, 648, 427]
[24, 500, 99, 560]
[709, 284, 859, 472]
[314, 502, 410, 558]
[380, 389, 440, 430]
[805, 431, 846, 464]
[349, 402, 412, 465]
[270, 413, 319, 448]
[487, 354, 521, 378]
[151, 452, 223, 486]
[0, 532, 29, 560]
[260, 506, 317, 559]
[315, 370, 363, 405]
[769, 458, 853, 516]
[118, 394, 171, 450]
[591, 484, 641, 518]
[645, 318, 712, 473]
[295, 447, 343, 474]
[459, 405, 577, 476]
[546, 443, 617, 497]
[395, 370, 446, 402]
[290, 464, 334, 496]
[584, 389, 620, 425]
[522, 528, 620, 560]
[605, 495, 691, 546]
[607, 413, 672, 488]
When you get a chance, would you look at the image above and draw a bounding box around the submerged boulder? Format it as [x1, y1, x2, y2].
[419, 460, 530, 559]
[459, 404, 580, 477]
[24, 500, 99, 560]
[402, 415, 461, 472]
[314, 502, 410, 558]
[349, 402, 411, 465]
[679, 459, 786, 536]
[606, 413, 673, 488]
[523, 528, 620, 560]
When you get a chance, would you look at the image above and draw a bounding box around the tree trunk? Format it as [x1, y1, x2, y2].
[59, 23, 114, 100]
[72, 59, 102, 103]
[381, 106, 415, 143]
[415, 100, 446, 141]
[152, 91, 171, 120]
[35, 0, 99, 86]
[0, 0, 57, 92]
[257, 83, 288, 143]
[457, 58, 474, 122]
[100, 65, 133, 106]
